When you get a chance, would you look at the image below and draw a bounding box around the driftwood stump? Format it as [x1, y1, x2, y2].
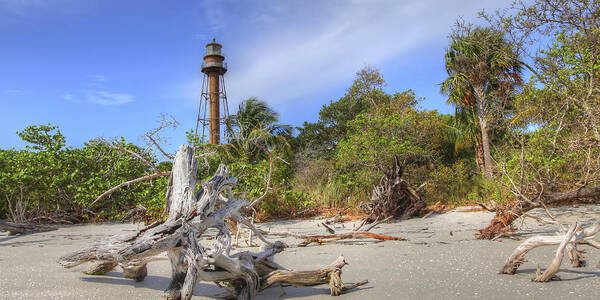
[58, 145, 366, 299]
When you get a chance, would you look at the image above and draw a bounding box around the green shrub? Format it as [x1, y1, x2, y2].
[424, 161, 480, 205]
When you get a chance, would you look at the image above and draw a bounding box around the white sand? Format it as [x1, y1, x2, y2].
[2, 205, 600, 299]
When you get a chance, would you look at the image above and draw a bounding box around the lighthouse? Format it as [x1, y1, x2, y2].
[196, 39, 229, 145]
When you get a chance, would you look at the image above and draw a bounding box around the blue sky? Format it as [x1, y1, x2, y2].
[0, 0, 508, 155]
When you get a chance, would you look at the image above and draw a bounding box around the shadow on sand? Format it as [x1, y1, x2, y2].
[516, 268, 600, 281]
[0, 236, 52, 247]
[80, 271, 370, 298]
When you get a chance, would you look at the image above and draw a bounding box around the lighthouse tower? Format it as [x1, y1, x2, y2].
[195, 39, 229, 145]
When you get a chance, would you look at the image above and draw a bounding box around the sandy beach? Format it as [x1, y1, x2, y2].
[2, 205, 600, 299]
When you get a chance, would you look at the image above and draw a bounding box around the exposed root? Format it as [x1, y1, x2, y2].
[359, 156, 425, 223]
[477, 209, 521, 240]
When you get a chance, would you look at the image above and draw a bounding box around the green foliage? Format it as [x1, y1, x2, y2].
[423, 161, 480, 205]
[228, 157, 310, 218]
[297, 66, 387, 159]
[9, 1, 599, 222]
[441, 24, 523, 179]
[0, 126, 165, 221]
[336, 91, 445, 187]
[17, 124, 66, 152]
[440, 25, 522, 109]
[295, 68, 482, 208]
[225, 98, 292, 163]
[482, 0, 600, 204]
[185, 129, 203, 149]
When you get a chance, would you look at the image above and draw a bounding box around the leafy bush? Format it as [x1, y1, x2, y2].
[0, 125, 164, 221]
[423, 161, 479, 205]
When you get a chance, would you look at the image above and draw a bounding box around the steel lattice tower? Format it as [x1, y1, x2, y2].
[195, 39, 230, 144]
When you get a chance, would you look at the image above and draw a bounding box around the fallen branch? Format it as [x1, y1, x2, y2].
[363, 215, 393, 232]
[533, 223, 577, 282]
[321, 222, 336, 234]
[0, 220, 56, 235]
[478, 184, 600, 239]
[260, 255, 368, 295]
[91, 172, 171, 206]
[261, 229, 405, 247]
[499, 218, 600, 277]
[477, 201, 496, 212]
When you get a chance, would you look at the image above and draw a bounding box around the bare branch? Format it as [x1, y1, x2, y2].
[146, 134, 174, 160]
[91, 172, 172, 206]
[97, 138, 159, 173]
[142, 114, 180, 160]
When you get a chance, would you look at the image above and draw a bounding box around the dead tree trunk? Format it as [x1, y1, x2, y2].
[58, 145, 366, 299]
[360, 157, 425, 223]
[0, 220, 56, 235]
[478, 184, 600, 239]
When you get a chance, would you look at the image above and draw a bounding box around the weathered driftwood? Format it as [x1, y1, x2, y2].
[120, 205, 148, 223]
[260, 255, 368, 295]
[0, 219, 56, 235]
[478, 184, 600, 239]
[59, 145, 367, 299]
[261, 229, 405, 247]
[499, 218, 600, 281]
[359, 157, 425, 223]
[532, 223, 577, 282]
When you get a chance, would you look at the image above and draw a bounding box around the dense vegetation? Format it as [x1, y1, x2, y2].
[1, 0, 598, 223]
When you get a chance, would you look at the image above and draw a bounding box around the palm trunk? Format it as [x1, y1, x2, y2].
[474, 141, 485, 174]
[473, 85, 493, 179]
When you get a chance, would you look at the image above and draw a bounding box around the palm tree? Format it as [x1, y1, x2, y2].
[225, 97, 291, 162]
[443, 107, 484, 169]
[441, 26, 522, 179]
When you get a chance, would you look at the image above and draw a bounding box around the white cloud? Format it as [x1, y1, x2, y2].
[62, 75, 135, 106]
[200, 0, 227, 32]
[86, 91, 135, 106]
[187, 0, 507, 109]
